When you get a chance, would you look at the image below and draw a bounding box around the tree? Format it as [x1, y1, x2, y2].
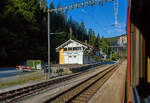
[80, 21, 86, 42]
[0, 0, 48, 65]
[110, 53, 119, 60]
[88, 29, 93, 45]
[88, 29, 96, 46]
[94, 33, 101, 49]
[91, 31, 96, 46]
[101, 36, 108, 53]
[0, 0, 98, 66]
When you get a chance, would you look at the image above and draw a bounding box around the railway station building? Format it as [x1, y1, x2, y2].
[56, 39, 95, 64]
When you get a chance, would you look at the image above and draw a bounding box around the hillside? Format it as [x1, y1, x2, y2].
[106, 34, 126, 46]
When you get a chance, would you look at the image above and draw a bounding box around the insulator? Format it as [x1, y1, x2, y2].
[49, 0, 114, 12]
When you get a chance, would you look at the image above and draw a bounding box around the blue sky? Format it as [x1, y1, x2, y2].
[48, 0, 127, 38]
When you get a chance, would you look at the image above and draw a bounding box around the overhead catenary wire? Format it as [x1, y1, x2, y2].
[50, 0, 114, 12]
[52, 0, 118, 32]
[81, 7, 121, 37]
[80, 8, 107, 37]
[50, 0, 115, 37]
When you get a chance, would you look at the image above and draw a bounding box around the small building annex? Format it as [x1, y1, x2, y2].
[56, 39, 94, 64]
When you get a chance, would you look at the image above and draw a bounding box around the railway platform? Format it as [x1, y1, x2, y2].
[88, 60, 126, 103]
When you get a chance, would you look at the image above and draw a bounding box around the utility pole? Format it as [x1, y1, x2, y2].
[48, 8, 51, 79]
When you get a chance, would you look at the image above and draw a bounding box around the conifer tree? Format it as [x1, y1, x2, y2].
[94, 33, 101, 49]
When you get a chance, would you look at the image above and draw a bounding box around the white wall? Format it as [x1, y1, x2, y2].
[63, 51, 83, 64]
[64, 41, 83, 48]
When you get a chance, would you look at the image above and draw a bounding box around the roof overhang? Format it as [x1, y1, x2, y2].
[56, 39, 88, 52]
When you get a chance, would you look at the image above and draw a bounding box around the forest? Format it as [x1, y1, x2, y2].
[0, 0, 108, 66]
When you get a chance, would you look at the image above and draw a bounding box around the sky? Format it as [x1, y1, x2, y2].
[47, 0, 127, 38]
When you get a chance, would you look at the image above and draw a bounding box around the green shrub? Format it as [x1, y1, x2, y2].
[110, 53, 119, 61]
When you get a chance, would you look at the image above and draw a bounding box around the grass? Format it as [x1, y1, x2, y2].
[0, 63, 111, 89]
[0, 72, 45, 88]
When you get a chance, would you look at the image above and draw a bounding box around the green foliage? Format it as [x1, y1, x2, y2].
[1, 0, 114, 66]
[110, 53, 119, 61]
[101, 36, 108, 53]
[91, 31, 96, 46]
[122, 50, 127, 59]
[0, 1, 93, 66]
[88, 29, 96, 46]
[94, 33, 101, 49]
[80, 21, 87, 42]
[88, 29, 93, 45]
[27, 60, 41, 69]
[106, 34, 126, 46]
[0, 0, 47, 66]
[0, 72, 44, 88]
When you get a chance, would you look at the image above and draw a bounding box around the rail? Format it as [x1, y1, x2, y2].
[44, 61, 122, 103]
[0, 62, 113, 103]
[0, 61, 120, 103]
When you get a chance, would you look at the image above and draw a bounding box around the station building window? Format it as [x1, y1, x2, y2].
[64, 48, 67, 51]
[73, 47, 78, 51]
[77, 47, 81, 50]
[68, 48, 72, 51]
[72, 47, 82, 51]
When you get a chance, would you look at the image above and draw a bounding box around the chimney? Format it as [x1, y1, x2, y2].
[69, 28, 72, 39]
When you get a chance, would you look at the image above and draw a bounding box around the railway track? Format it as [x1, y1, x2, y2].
[0, 73, 85, 103]
[0, 63, 109, 103]
[44, 62, 121, 103]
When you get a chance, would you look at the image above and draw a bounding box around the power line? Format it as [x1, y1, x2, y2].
[81, 8, 107, 36]
[50, 0, 118, 28]
[50, 0, 114, 12]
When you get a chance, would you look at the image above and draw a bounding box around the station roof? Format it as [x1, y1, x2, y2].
[56, 39, 94, 51]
